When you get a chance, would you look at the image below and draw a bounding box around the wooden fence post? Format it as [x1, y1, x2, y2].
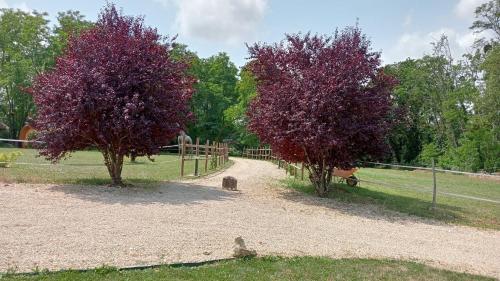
[219, 143, 222, 166]
[214, 142, 218, 169]
[180, 135, 186, 177]
[220, 143, 223, 166]
[205, 140, 209, 172]
[195, 137, 199, 157]
[432, 158, 437, 209]
[221, 143, 225, 166]
[301, 163, 304, 180]
[194, 137, 200, 176]
[225, 143, 229, 161]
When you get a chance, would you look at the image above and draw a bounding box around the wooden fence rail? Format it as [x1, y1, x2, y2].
[243, 148, 274, 160]
[180, 137, 229, 177]
[243, 148, 304, 180]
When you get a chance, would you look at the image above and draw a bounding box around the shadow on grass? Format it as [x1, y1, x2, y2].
[47, 182, 237, 206]
[281, 179, 465, 225]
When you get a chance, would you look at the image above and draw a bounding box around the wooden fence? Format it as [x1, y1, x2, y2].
[243, 147, 274, 160]
[243, 148, 305, 180]
[243, 148, 500, 206]
[180, 137, 229, 177]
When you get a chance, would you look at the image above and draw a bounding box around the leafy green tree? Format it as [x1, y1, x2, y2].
[0, 9, 50, 139]
[440, 45, 499, 173]
[48, 10, 93, 62]
[470, 0, 499, 46]
[224, 66, 260, 151]
[385, 36, 480, 167]
[169, 44, 257, 148]
[454, 44, 500, 172]
[188, 53, 238, 141]
[0, 9, 92, 140]
[479, 45, 500, 140]
[440, 117, 499, 172]
[385, 59, 434, 163]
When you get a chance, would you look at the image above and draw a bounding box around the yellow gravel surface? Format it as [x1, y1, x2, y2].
[0, 158, 499, 278]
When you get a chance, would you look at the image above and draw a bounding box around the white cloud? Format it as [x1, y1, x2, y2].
[382, 27, 487, 64]
[0, 0, 8, 9]
[13, 2, 30, 12]
[155, 0, 268, 44]
[0, 1, 31, 12]
[454, 0, 489, 19]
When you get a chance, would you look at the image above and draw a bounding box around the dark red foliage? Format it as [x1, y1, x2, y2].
[247, 27, 396, 195]
[30, 4, 194, 184]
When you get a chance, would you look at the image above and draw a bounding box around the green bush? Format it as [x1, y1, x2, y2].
[439, 144, 481, 172]
[438, 121, 499, 173]
[0, 151, 23, 168]
[418, 143, 442, 166]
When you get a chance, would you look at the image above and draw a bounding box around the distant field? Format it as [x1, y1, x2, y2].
[0, 148, 230, 185]
[1, 257, 494, 281]
[284, 165, 500, 230]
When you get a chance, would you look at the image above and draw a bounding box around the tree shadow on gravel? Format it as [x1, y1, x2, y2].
[279, 180, 465, 227]
[47, 182, 237, 206]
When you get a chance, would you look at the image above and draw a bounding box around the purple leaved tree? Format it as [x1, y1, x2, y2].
[30, 4, 194, 185]
[247, 27, 396, 197]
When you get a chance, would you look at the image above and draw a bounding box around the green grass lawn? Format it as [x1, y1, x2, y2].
[1, 257, 493, 281]
[0, 148, 231, 185]
[283, 165, 500, 230]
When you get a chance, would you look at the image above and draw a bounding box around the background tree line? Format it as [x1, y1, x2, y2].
[0, 0, 498, 172]
[385, 0, 499, 172]
[0, 8, 260, 150]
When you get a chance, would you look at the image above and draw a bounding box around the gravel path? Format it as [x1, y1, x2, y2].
[0, 158, 499, 278]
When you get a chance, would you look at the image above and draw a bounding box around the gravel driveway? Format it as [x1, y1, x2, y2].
[0, 158, 499, 278]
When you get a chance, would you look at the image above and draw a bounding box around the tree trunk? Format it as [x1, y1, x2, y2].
[303, 148, 331, 197]
[307, 158, 330, 197]
[103, 150, 125, 186]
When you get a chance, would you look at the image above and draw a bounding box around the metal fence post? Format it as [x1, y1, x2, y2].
[432, 157, 437, 209]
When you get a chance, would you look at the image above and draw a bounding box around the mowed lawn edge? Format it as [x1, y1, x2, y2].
[280, 165, 500, 230]
[0, 257, 495, 281]
[0, 148, 233, 185]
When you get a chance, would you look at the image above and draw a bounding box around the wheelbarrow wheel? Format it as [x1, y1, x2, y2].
[346, 176, 358, 187]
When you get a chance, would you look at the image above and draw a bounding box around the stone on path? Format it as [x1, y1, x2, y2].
[232, 236, 257, 258]
[222, 176, 238, 191]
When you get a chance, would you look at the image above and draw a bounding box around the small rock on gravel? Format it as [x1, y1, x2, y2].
[222, 176, 238, 191]
[233, 236, 257, 258]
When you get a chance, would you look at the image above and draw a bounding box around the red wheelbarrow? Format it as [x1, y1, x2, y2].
[333, 168, 359, 187]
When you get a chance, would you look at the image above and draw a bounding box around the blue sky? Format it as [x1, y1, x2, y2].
[0, 0, 490, 67]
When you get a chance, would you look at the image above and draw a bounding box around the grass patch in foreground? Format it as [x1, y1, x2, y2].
[283, 167, 500, 230]
[0, 148, 232, 185]
[1, 257, 493, 281]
